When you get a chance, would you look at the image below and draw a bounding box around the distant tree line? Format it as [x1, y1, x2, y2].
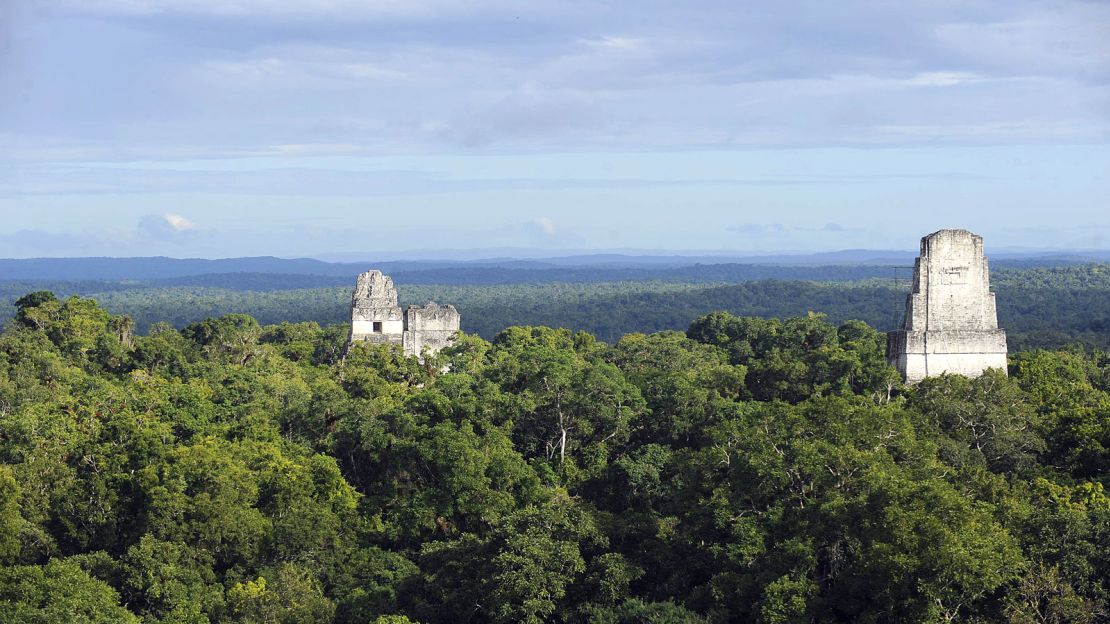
[2, 263, 1108, 350]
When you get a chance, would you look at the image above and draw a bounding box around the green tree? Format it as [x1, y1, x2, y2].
[486, 327, 645, 481]
[910, 370, 1044, 474]
[13, 291, 58, 330]
[0, 466, 22, 563]
[1011, 349, 1110, 479]
[120, 535, 223, 623]
[0, 559, 140, 623]
[226, 563, 336, 624]
[182, 314, 262, 365]
[1004, 564, 1099, 624]
[487, 497, 599, 624]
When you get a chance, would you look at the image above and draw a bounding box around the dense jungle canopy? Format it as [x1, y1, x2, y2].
[1, 291, 1109, 623]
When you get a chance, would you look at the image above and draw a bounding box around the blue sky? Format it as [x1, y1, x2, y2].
[1, 0, 1108, 258]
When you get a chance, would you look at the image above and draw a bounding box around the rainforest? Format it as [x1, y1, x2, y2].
[1, 291, 1108, 623]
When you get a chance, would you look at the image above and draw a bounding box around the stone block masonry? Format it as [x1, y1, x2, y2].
[404, 302, 461, 357]
[886, 229, 1008, 384]
[350, 270, 405, 346]
[349, 270, 461, 358]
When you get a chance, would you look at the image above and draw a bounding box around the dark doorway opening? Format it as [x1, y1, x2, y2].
[373, 321, 383, 333]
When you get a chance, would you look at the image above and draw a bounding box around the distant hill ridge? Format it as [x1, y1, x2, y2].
[3, 251, 1109, 282]
[0, 264, 986, 289]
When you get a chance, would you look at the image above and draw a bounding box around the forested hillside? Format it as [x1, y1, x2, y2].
[1, 292, 1109, 623]
[4, 264, 1107, 350]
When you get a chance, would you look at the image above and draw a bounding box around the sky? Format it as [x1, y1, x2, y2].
[1, 0, 1108, 259]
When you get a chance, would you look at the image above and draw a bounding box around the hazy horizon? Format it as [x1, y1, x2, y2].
[4, 242, 1110, 264]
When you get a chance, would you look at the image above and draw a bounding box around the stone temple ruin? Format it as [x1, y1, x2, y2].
[887, 229, 1008, 384]
[348, 270, 460, 358]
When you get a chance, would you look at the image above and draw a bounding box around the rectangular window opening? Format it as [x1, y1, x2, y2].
[373, 321, 383, 333]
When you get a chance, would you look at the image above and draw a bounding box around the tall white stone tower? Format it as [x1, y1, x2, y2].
[886, 229, 1008, 384]
[350, 270, 405, 346]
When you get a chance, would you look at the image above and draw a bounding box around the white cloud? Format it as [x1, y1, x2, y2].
[533, 216, 557, 237]
[905, 72, 982, 87]
[44, 0, 554, 21]
[164, 213, 195, 231]
[581, 36, 646, 53]
[137, 213, 199, 242]
[199, 54, 410, 88]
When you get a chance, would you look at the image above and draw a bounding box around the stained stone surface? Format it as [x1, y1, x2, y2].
[349, 270, 460, 357]
[886, 229, 1008, 384]
[404, 302, 462, 357]
[350, 270, 404, 345]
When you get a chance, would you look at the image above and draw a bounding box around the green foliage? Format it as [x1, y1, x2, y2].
[485, 326, 645, 482]
[910, 370, 1044, 474]
[687, 312, 897, 401]
[0, 559, 140, 623]
[1011, 349, 1110, 478]
[182, 313, 263, 365]
[487, 498, 596, 624]
[0, 467, 21, 564]
[1, 293, 1109, 623]
[13, 291, 58, 328]
[1004, 564, 1100, 624]
[226, 563, 336, 624]
[120, 535, 223, 623]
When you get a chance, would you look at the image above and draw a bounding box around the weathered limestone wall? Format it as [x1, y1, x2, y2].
[349, 270, 404, 345]
[348, 270, 460, 358]
[887, 330, 1007, 384]
[887, 229, 1008, 384]
[902, 230, 999, 332]
[403, 302, 461, 357]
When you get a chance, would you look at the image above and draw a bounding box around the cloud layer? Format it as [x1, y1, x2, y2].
[0, 1, 1107, 256]
[4, 0, 1108, 159]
